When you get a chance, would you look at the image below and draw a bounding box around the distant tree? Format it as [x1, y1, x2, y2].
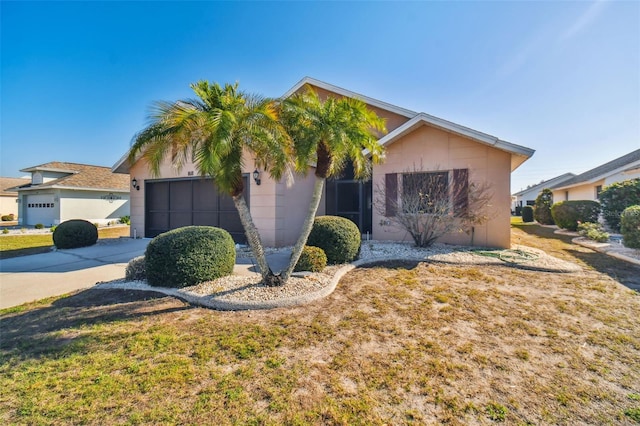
[375, 165, 493, 247]
[599, 178, 640, 232]
[533, 188, 555, 225]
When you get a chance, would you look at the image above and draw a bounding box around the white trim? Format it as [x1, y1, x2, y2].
[17, 186, 130, 193]
[19, 166, 78, 174]
[282, 77, 418, 119]
[112, 151, 133, 174]
[553, 159, 640, 191]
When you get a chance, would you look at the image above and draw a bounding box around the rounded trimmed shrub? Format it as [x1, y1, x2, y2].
[533, 188, 555, 225]
[294, 246, 327, 272]
[53, 219, 98, 249]
[125, 256, 146, 281]
[307, 216, 361, 264]
[521, 205, 534, 223]
[620, 205, 640, 249]
[145, 226, 235, 288]
[551, 200, 601, 231]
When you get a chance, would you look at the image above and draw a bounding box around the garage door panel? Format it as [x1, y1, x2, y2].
[145, 177, 248, 243]
[25, 194, 55, 226]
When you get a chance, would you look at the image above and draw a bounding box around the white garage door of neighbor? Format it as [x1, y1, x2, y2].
[25, 194, 56, 226]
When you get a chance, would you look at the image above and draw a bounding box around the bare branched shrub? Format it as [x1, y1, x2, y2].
[375, 166, 493, 247]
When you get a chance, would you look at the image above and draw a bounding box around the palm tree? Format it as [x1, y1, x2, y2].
[279, 86, 387, 282]
[129, 81, 292, 286]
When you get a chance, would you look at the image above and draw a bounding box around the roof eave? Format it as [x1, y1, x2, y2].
[17, 185, 130, 193]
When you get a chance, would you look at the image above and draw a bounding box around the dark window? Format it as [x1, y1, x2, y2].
[402, 171, 449, 213]
[526, 200, 535, 206]
[595, 185, 603, 199]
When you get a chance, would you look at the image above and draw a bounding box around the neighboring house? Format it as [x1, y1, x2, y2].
[512, 173, 576, 212]
[551, 149, 640, 203]
[0, 177, 30, 219]
[16, 162, 130, 226]
[113, 77, 535, 248]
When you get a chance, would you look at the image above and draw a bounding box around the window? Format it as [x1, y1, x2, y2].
[595, 185, 603, 199]
[526, 200, 535, 206]
[390, 169, 469, 216]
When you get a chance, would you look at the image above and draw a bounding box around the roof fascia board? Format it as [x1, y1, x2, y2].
[282, 77, 417, 119]
[20, 166, 78, 174]
[17, 186, 130, 193]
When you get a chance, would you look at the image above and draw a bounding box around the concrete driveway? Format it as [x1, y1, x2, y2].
[0, 238, 150, 309]
[0, 238, 292, 310]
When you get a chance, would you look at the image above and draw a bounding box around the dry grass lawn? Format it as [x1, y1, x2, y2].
[1, 224, 639, 425]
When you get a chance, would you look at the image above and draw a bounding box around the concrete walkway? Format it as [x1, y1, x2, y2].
[0, 238, 291, 309]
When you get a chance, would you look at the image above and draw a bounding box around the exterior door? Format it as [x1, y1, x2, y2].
[325, 163, 372, 234]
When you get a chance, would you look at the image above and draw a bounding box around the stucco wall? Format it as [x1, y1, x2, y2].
[372, 124, 512, 248]
[604, 169, 640, 186]
[59, 189, 130, 225]
[552, 180, 603, 203]
[0, 195, 19, 217]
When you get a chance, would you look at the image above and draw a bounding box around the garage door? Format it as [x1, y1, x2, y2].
[145, 177, 247, 243]
[24, 194, 56, 226]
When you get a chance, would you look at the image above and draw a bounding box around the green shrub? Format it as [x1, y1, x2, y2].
[1, 214, 15, 221]
[533, 188, 555, 225]
[119, 215, 131, 225]
[307, 216, 361, 264]
[551, 200, 601, 231]
[620, 205, 640, 249]
[145, 226, 235, 288]
[53, 219, 99, 249]
[125, 256, 146, 281]
[577, 222, 609, 243]
[294, 246, 327, 272]
[2, 228, 8, 234]
[35, 223, 44, 229]
[50, 226, 57, 233]
[521, 206, 534, 223]
[599, 178, 640, 232]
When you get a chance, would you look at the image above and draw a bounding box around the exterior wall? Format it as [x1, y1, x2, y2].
[604, 168, 640, 186]
[275, 171, 324, 246]
[58, 189, 129, 225]
[553, 180, 604, 203]
[0, 195, 19, 217]
[372, 124, 512, 248]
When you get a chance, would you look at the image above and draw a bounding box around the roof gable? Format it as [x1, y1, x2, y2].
[18, 162, 130, 192]
[552, 149, 640, 190]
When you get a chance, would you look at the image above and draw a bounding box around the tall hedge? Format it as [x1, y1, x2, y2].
[620, 205, 640, 249]
[145, 226, 235, 288]
[550, 200, 601, 231]
[533, 188, 555, 225]
[599, 178, 640, 232]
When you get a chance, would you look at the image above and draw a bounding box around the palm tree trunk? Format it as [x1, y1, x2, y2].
[280, 175, 326, 282]
[232, 194, 281, 286]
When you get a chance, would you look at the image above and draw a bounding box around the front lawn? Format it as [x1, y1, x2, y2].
[1, 225, 639, 424]
[0, 226, 130, 259]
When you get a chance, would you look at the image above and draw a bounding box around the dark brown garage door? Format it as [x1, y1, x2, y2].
[145, 177, 247, 243]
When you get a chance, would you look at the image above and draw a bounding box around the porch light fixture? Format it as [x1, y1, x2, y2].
[253, 169, 261, 186]
[132, 178, 140, 191]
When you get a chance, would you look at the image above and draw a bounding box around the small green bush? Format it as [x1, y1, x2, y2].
[620, 205, 640, 249]
[533, 188, 555, 225]
[50, 226, 57, 233]
[1, 214, 15, 221]
[125, 256, 146, 281]
[119, 215, 131, 225]
[521, 206, 534, 223]
[599, 178, 640, 232]
[2, 228, 8, 234]
[551, 200, 601, 231]
[145, 226, 235, 288]
[294, 246, 327, 272]
[53, 219, 99, 249]
[307, 216, 361, 264]
[577, 222, 609, 243]
[35, 223, 44, 229]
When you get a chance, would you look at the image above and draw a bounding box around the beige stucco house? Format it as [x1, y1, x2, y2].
[0, 177, 30, 219]
[113, 77, 535, 248]
[551, 149, 640, 203]
[511, 173, 575, 212]
[16, 162, 130, 227]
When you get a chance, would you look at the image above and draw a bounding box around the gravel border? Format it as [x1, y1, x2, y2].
[96, 242, 580, 311]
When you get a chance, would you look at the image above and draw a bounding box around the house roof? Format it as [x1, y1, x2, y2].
[0, 177, 30, 195]
[113, 76, 535, 173]
[18, 162, 130, 193]
[551, 149, 640, 190]
[512, 172, 576, 197]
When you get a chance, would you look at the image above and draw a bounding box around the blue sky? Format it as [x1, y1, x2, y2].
[2, 1, 638, 193]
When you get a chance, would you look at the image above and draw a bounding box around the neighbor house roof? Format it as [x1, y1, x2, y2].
[18, 162, 130, 193]
[0, 177, 30, 196]
[113, 76, 535, 173]
[551, 149, 640, 190]
[512, 173, 576, 197]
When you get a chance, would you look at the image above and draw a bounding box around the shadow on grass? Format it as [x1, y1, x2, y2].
[0, 288, 191, 359]
[512, 223, 640, 291]
[358, 259, 422, 270]
[0, 246, 53, 260]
